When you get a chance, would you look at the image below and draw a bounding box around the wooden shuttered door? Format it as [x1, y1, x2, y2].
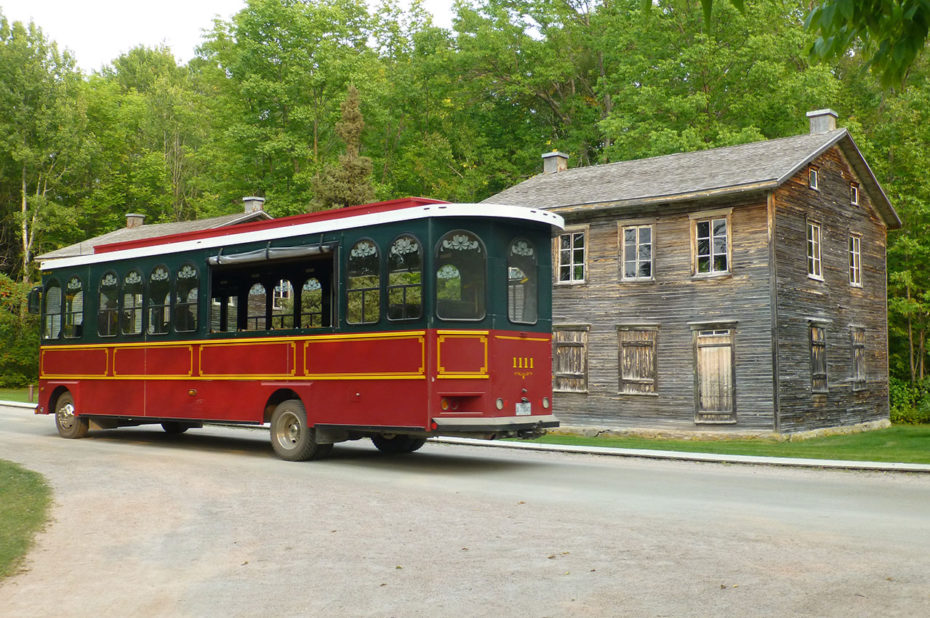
[694, 329, 735, 423]
[553, 326, 588, 392]
[810, 325, 827, 393]
[618, 328, 657, 394]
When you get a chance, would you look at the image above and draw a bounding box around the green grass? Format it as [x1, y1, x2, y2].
[0, 460, 52, 579]
[531, 425, 930, 464]
[0, 388, 33, 403]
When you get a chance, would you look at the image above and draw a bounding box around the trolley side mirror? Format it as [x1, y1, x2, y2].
[27, 286, 42, 315]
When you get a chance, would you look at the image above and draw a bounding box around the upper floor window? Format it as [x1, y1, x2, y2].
[121, 270, 143, 335]
[347, 239, 381, 324]
[557, 230, 585, 283]
[43, 280, 62, 340]
[387, 235, 422, 321]
[693, 216, 729, 275]
[807, 222, 823, 280]
[174, 264, 199, 333]
[849, 234, 862, 286]
[809, 167, 819, 190]
[850, 183, 859, 206]
[97, 271, 119, 337]
[436, 230, 486, 321]
[63, 277, 84, 339]
[147, 266, 171, 335]
[622, 225, 653, 281]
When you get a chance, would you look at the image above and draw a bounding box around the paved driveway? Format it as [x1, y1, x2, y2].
[2, 405, 929, 616]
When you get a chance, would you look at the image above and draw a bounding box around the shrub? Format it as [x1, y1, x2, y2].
[890, 375, 930, 424]
[0, 274, 39, 388]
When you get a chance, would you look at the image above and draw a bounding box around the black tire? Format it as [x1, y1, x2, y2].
[161, 422, 189, 435]
[55, 392, 88, 439]
[269, 399, 332, 461]
[371, 434, 426, 454]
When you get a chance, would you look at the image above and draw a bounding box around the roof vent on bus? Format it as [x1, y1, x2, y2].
[243, 196, 266, 214]
[125, 213, 145, 228]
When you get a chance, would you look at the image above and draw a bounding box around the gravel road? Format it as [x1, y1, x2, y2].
[1, 405, 929, 617]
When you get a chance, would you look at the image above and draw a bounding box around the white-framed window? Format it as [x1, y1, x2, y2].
[807, 222, 823, 280]
[809, 167, 819, 190]
[692, 215, 729, 276]
[848, 234, 862, 286]
[556, 229, 586, 284]
[850, 183, 859, 206]
[618, 326, 657, 394]
[621, 224, 654, 280]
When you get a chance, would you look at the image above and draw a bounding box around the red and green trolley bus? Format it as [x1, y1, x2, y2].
[32, 197, 563, 460]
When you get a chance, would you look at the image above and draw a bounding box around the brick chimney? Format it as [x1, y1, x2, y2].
[806, 109, 838, 134]
[125, 213, 145, 228]
[242, 196, 265, 214]
[542, 151, 569, 174]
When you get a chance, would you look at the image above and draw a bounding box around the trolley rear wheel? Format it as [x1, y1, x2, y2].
[371, 434, 426, 454]
[270, 399, 332, 461]
[55, 392, 88, 439]
[161, 422, 190, 435]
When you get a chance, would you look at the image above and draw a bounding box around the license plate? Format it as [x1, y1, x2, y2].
[515, 402, 531, 416]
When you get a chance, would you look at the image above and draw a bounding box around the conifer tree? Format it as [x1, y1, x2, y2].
[312, 85, 375, 210]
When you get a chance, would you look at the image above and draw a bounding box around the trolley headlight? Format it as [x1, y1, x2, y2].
[495, 398, 504, 410]
[542, 397, 550, 409]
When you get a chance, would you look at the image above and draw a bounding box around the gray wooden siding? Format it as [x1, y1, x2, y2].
[773, 147, 890, 432]
[552, 199, 776, 430]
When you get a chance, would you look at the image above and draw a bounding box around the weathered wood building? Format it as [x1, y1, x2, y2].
[485, 110, 902, 433]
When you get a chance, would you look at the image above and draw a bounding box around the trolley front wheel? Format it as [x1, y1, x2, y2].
[55, 392, 88, 439]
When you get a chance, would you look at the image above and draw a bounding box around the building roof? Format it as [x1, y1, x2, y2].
[37, 210, 273, 262]
[483, 128, 901, 229]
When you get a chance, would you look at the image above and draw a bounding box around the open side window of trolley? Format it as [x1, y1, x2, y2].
[207, 241, 337, 334]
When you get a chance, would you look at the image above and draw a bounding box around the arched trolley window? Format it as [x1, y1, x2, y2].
[347, 239, 381, 324]
[436, 230, 486, 321]
[63, 276, 84, 339]
[508, 238, 537, 324]
[121, 270, 143, 335]
[148, 266, 171, 335]
[97, 272, 119, 337]
[388, 234, 422, 321]
[43, 279, 62, 340]
[174, 264, 199, 333]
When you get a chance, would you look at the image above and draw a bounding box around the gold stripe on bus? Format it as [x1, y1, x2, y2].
[494, 335, 551, 342]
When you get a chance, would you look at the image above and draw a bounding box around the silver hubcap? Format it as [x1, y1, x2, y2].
[57, 402, 76, 430]
[274, 411, 301, 449]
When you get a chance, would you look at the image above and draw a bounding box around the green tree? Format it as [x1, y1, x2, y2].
[0, 273, 38, 386]
[312, 85, 375, 209]
[600, 0, 839, 161]
[197, 0, 379, 215]
[0, 14, 86, 282]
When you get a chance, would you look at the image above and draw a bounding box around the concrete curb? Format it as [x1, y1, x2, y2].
[4, 400, 926, 473]
[432, 437, 930, 473]
[1, 401, 37, 410]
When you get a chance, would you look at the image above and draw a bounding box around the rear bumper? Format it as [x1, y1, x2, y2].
[431, 414, 559, 434]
